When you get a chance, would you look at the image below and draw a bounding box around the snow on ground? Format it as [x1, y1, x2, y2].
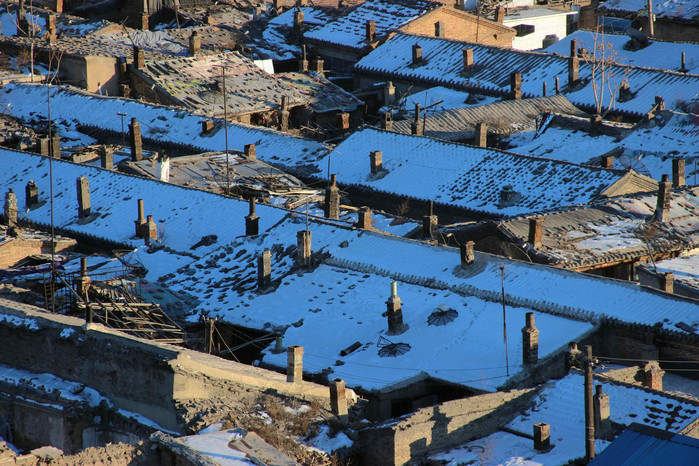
[0, 314, 39, 330]
[307, 425, 353, 454]
[181, 429, 253, 465]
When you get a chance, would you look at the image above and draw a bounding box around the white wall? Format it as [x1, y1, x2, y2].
[504, 11, 576, 51]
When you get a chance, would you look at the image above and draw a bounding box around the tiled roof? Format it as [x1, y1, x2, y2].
[354, 32, 699, 116]
[317, 127, 646, 217]
[391, 95, 587, 140]
[621, 110, 699, 161]
[497, 187, 699, 269]
[305, 0, 440, 50]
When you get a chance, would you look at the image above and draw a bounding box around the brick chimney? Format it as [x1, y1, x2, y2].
[660, 271, 674, 293]
[133, 46, 145, 69]
[129, 117, 143, 161]
[55, 0, 63, 13]
[287, 345, 303, 384]
[76, 177, 91, 219]
[475, 122, 487, 147]
[293, 10, 304, 36]
[528, 217, 543, 249]
[366, 20, 376, 42]
[510, 72, 522, 100]
[37, 137, 49, 156]
[412, 44, 422, 66]
[434, 20, 444, 38]
[423, 200, 437, 238]
[522, 312, 539, 365]
[569, 39, 579, 86]
[680, 52, 687, 72]
[246, 197, 259, 236]
[411, 103, 423, 136]
[201, 120, 214, 134]
[383, 111, 393, 131]
[48, 14, 57, 44]
[245, 143, 257, 161]
[601, 154, 614, 169]
[462, 47, 474, 71]
[542, 81, 547, 97]
[74, 257, 91, 299]
[144, 215, 158, 244]
[555, 76, 560, 94]
[25, 180, 38, 208]
[386, 281, 408, 335]
[299, 44, 308, 72]
[655, 175, 672, 222]
[533, 423, 550, 451]
[134, 199, 146, 237]
[279, 96, 290, 132]
[297, 230, 312, 266]
[384, 81, 396, 106]
[495, 6, 505, 23]
[460, 241, 475, 267]
[564, 341, 581, 373]
[100, 146, 113, 170]
[3, 189, 17, 227]
[189, 31, 201, 55]
[258, 249, 271, 291]
[310, 57, 324, 76]
[324, 174, 340, 220]
[50, 132, 60, 159]
[594, 385, 611, 440]
[672, 159, 685, 187]
[456, 0, 466, 10]
[338, 112, 350, 134]
[357, 206, 372, 230]
[642, 361, 664, 391]
[370, 150, 383, 174]
[329, 379, 349, 424]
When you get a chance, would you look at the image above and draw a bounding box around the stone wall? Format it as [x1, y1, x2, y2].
[358, 388, 537, 466]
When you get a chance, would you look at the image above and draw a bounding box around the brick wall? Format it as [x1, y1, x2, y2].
[0, 236, 76, 268]
[401, 9, 515, 47]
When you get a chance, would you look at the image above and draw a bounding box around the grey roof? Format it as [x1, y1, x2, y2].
[589, 424, 699, 466]
[354, 32, 699, 117]
[391, 95, 588, 140]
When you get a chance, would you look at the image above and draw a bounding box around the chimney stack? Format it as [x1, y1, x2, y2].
[48, 14, 57, 44]
[246, 197, 259, 236]
[287, 345, 303, 384]
[100, 146, 113, 170]
[76, 177, 91, 219]
[310, 57, 324, 76]
[3, 189, 17, 227]
[642, 361, 664, 391]
[37, 137, 49, 156]
[462, 47, 474, 71]
[245, 143, 257, 161]
[324, 174, 340, 220]
[129, 117, 143, 161]
[601, 154, 614, 169]
[293, 10, 304, 36]
[383, 111, 393, 131]
[188, 31, 201, 55]
[542, 81, 547, 97]
[555, 76, 560, 94]
[338, 112, 350, 134]
[533, 423, 550, 451]
[145, 215, 158, 244]
[25, 180, 38, 209]
[522, 312, 539, 365]
[357, 206, 372, 230]
[50, 132, 60, 159]
[297, 230, 312, 266]
[386, 281, 408, 335]
[680, 52, 687, 72]
[434, 20, 444, 38]
[370, 150, 383, 174]
[460, 241, 475, 267]
[411, 103, 423, 136]
[366, 20, 376, 42]
[528, 217, 543, 249]
[279, 96, 290, 132]
[55, 0, 63, 13]
[594, 385, 611, 440]
[423, 200, 438, 238]
[495, 6, 505, 23]
[672, 159, 685, 187]
[75, 257, 91, 298]
[201, 120, 214, 134]
[134, 199, 146, 237]
[299, 44, 308, 72]
[384, 81, 396, 106]
[329, 379, 349, 424]
[475, 122, 487, 147]
[133, 46, 145, 69]
[655, 174, 672, 222]
[510, 72, 522, 100]
[258, 249, 272, 291]
[569, 39, 579, 86]
[412, 43, 422, 66]
[660, 271, 674, 293]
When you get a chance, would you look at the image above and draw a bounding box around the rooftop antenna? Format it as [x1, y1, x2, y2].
[47, 43, 56, 313]
[499, 265, 509, 376]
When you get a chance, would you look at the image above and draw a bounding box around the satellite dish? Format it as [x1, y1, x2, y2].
[618, 154, 652, 178]
[625, 27, 649, 45]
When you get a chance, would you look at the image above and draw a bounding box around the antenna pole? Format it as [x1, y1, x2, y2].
[500, 265, 509, 376]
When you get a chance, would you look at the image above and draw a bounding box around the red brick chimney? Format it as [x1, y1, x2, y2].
[495, 6, 505, 23]
[655, 175, 672, 222]
[366, 20, 376, 42]
[528, 217, 543, 249]
[522, 312, 539, 365]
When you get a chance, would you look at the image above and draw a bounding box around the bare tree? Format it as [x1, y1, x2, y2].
[580, 27, 629, 117]
[10, 0, 40, 82]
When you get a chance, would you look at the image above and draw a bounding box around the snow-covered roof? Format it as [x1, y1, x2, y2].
[544, 30, 699, 74]
[638, 254, 699, 294]
[498, 186, 699, 270]
[305, 0, 440, 51]
[598, 0, 699, 21]
[621, 110, 699, 161]
[432, 372, 699, 465]
[0, 83, 329, 169]
[316, 127, 652, 217]
[503, 7, 577, 21]
[354, 32, 699, 116]
[390, 95, 587, 140]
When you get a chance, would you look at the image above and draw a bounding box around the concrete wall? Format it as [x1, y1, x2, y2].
[358, 388, 537, 466]
[0, 299, 337, 433]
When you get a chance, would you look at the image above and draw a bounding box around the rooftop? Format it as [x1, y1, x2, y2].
[598, 0, 699, 21]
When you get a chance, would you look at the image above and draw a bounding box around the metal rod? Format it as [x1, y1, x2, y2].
[584, 344, 595, 460]
[500, 266, 509, 376]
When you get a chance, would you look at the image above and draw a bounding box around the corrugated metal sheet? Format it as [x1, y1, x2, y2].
[391, 95, 587, 140]
[355, 33, 699, 116]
